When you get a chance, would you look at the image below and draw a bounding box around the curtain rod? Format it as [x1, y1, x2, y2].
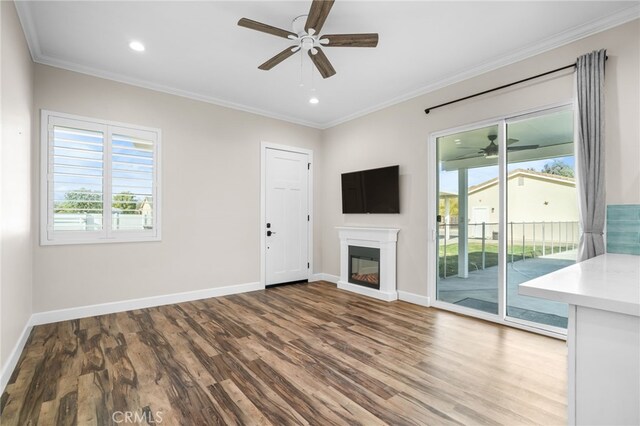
[423, 56, 608, 115]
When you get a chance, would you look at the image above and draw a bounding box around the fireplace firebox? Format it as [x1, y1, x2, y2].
[348, 246, 380, 289]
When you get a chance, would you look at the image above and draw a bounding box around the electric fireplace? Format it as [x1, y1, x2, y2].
[348, 246, 380, 289]
[337, 226, 399, 302]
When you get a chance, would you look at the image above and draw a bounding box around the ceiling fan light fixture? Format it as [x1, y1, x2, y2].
[309, 97, 319, 104]
[485, 153, 498, 159]
[302, 38, 315, 51]
[129, 41, 145, 52]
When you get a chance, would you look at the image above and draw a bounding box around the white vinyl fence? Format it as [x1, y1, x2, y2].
[54, 213, 152, 231]
[439, 221, 579, 278]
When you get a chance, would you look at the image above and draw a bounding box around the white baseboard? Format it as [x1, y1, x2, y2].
[337, 280, 398, 302]
[398, 291, 431, 307]
[2, 280, 263, 394]
[1, 320, 33, 394]
[313, 275, 430, 306]
[323, 274, 340, 284]
[310, 273, 339, 284]
[30, 281, 263, 326]
[1, 279, 430, 394]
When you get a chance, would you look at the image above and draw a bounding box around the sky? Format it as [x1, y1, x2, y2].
[439, 155, 575, 194]
[53, 127, 154, 206]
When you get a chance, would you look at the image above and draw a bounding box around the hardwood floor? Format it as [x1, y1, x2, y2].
[1, 281, 566, 425]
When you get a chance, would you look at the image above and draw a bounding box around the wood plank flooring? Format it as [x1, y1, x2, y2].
[1, 282, 566, 425]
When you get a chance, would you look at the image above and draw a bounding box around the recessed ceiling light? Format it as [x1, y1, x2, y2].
[309, 97, 319, 104]
[129, 41, 145, 52]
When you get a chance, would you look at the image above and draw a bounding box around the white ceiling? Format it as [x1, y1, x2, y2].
[16, 1, 639, 128]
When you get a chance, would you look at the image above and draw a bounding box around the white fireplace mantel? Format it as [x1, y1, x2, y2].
[337, 226, 400, 301]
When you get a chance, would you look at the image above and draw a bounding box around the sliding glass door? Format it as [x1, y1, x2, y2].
[505, 108, 576, 329]
[433, 105, 574, 334]
[436, 124, 500, 315]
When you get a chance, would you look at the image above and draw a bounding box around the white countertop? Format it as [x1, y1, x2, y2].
[519, 254, 640, 317]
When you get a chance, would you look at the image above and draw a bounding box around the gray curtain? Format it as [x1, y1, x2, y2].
[576, 49, 606, 261]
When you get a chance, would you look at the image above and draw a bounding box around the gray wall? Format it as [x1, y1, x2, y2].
[320, 20, 640, 297]
[32, 65, 323, 312]
[1, 1, 34, 371]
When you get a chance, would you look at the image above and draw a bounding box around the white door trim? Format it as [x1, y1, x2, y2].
[260, 142, 313, 288]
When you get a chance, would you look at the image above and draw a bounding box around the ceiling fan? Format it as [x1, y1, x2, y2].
[454, 134, 539, 160]
[237, 0, 379, 78]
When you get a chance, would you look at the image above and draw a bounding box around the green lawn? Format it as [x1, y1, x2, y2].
[438, 241, 573, 278]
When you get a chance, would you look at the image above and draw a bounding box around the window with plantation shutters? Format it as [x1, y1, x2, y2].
[42, 111, 161, 245]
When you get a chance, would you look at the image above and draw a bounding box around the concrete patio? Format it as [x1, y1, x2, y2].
[437, 251, 576, 328]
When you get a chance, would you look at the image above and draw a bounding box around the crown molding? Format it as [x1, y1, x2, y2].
[32, 54, 323, 129]
[319, 4, 640, 129]
[14, 0, 40, 62]
[13, 1, 321, 130]
[15, 1, 639, 130]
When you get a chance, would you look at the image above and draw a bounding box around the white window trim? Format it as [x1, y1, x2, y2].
[40, 109, 162, 245]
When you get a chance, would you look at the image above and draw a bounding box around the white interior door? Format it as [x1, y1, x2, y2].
[265, 148, 309, 285]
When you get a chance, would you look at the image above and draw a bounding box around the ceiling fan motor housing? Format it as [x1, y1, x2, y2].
[301, 37, 315, 51]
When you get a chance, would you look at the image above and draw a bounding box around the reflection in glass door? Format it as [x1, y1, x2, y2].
[433, 105, 574, 333]
[436, 124, 500, 315]
[505, 109, 574, 329]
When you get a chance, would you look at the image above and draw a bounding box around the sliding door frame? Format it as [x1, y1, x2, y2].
[427, 101, 573, 339]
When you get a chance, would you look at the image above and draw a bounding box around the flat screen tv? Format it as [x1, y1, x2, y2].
[341, 165, 399, 214]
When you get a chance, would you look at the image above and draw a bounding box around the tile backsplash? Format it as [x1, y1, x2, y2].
[607, 204, 640, 255]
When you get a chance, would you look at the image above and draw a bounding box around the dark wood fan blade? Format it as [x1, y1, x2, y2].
[308, 48, 336, 79]
[453, 152, 484, 160]
[305, 0, 334, 33]
[507, 145, 539, 151]
[238, 18, 297, 39]
[258, 47, 298, 70]
[322, 33, 379, 47]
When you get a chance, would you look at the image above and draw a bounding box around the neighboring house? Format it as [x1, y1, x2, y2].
[439, 169, 579, 243]
[139, 197, 153, 229]
[439, 191, 459, 240]
[469, 169, 578, 243]
[468, 169, 578, 224]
